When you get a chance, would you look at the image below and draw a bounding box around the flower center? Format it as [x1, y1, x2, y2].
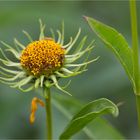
[20, 39, 65, 76]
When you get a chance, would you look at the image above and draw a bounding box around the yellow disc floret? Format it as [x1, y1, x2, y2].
[20, 39, 65, 76]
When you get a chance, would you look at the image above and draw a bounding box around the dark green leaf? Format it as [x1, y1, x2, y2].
[85, 16, 134, 87]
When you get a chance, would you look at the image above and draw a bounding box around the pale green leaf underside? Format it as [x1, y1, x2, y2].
[59, 98, 119, 139]
[86, 16, 134, 86]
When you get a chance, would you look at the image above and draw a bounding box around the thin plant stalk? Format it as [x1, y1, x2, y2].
[45, 88, 53, 139]
[136, 96, 140, 130]
[130, 0, 140, 130]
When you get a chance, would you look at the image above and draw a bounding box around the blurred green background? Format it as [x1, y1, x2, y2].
[0, 0, 140, 139]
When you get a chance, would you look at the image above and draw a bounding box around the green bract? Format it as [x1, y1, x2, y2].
[0, 20, 98, 96]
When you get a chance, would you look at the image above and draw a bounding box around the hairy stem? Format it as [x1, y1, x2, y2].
[45, 88, 52, 139]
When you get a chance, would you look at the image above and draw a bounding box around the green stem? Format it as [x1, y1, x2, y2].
[130, 0, 140, 132]
[45, 88, 52, 139]
[130, 0, 139, 94]
[136, 95, 140, 130]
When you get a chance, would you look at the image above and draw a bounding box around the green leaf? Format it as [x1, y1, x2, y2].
[53, 94, 124, 139]
[85, 16, 134, 87]
[56, 97, 119, 139]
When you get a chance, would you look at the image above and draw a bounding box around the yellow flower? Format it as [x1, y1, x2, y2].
[20, 39, 65, 77]
[0, 20, 98, 96]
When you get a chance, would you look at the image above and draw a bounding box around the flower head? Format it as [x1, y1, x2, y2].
[20, 39, 65, 76]
[0, 20, 98, 96]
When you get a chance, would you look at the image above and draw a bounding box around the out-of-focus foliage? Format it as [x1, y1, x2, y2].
[0, 1, 140, 139]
